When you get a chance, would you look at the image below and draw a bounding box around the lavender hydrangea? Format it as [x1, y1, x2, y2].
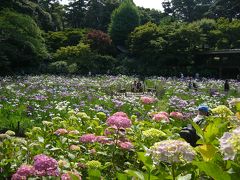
[146, 140, 196, 164]
[219, 127, 240, 160]
[106, 113, 132, 129]
[33, 154, 59, 176]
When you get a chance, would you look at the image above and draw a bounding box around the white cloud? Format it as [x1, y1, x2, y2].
[60, 0, 164, 11]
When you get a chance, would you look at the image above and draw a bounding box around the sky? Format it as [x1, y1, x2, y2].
[60, 0, 164, 11]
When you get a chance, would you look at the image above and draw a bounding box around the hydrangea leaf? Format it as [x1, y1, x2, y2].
[196, 144, 217, 161]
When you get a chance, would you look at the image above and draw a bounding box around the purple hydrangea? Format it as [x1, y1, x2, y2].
[107, 113, 132, 129]
[219, 127, 240, 160]
[79, 134, 96, 143]
[33, 154, 59, 177]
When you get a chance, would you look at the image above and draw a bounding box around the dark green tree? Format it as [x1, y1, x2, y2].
[0, 10, 48, 74]
[108, 0, 140, 46]
[65, 0, 86, 28]
[138, 7, 166, 25]
[84, 0, 120, 31]
[208, 0, 240, 20]
[162, 0, 213, 22]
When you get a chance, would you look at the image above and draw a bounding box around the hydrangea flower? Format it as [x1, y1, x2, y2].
[11, 173, 26, 180]
[112, 112, 128, 118]
[211, 105, 233, 117]
[5, 130, 15, 136]
[54, 129, 68, 136]
[33, 154, 59, 176]
[107, 113, 132, 129]
[16, 165, 35, 177]
[219, 126, 240, 160]
[152, 113, 169, 123]
[142, 128, 166, 138]
[118, 141, 134, 150]
[96, 112, 107, 120]
[170, 112, 184, 120]
[86, 160, 102, 169]
[146, 140, 195, 164]
[11, 164, 35, 179]
[69, 145, 81, 151]
[95, 136, 112, 144]
[61, 171, 82, 180]
[140, 96, 156, 104]
[79, 134, 96, 143]
[68, 130, 80, 135]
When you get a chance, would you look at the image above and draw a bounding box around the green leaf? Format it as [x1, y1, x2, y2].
[124, 170, 145, 180]
[137, 152, 154, 171]
[192, 161, 231, 180]
[196, 144, 217, 161]
[69, 173, 81, 180]
[116, 172, 129, 180]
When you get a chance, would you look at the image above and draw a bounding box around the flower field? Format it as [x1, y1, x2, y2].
[0, 75, 240, 179]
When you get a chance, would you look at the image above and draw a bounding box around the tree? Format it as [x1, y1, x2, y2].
[108, 0, 140, 46]
[0, 10, 48, 74]
[84, 0, 120, 31]
[45, 28, 88, 52]
[85, 29, 115, 55]
[0, 0, 54, 31]
[65, 0, 86, 28]
[138, 7, 166, 25]
[162, 0, 213, 22]
[208, 0, 240, 20]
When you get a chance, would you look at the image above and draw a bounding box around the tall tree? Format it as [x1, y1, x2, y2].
[0, 0, 53, 31]
[208, 0, 240, 20]
[162, 0, 213, 22]
[65, 0, 86, 28]
[108, 0, 140, 46]
[0, 9, 48, 73]
[138, 7, 166, 25]
[84, 0, 120, 31]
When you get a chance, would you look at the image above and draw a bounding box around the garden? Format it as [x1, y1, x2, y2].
[1, 75, 240, 179]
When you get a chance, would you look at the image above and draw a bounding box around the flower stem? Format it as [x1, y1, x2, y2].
[171, 163, 176, 180]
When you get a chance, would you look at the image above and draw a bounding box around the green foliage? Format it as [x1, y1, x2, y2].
[54, 42, 92, 65]
[48, 61, 68, 74]
[109, 0, 140, 46]
[0, 9, 48, 74]
[45, 28, 88, 52]
[138, 7, 166, 25]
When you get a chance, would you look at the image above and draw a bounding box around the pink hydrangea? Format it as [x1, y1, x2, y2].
[68, 130, 80, 135]
[118, 141, 134, 150]
[112, 112, 128, 118]
[140, 96, 156, 104]
[170, 112, 184, 119]
[79, 134, 96, 143]
[16, 165, 34, 177]
[33, 154, 59, 177]
[69, 145, 80, 151]
[61, 172, 82, 180]
[54, 129, 68, 135]
[152, 113, 169, 122]
[11, 173, 26, 180]
[107, 115, 132, 129]
[159, 111, 169, 117]
[95, 136, 112, 144]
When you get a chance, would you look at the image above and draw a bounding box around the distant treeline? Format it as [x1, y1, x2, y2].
[0, 0, 240, 77]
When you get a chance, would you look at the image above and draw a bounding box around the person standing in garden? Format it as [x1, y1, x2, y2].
[224, 80, 230, 92]
[180, 105, 209, 147]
